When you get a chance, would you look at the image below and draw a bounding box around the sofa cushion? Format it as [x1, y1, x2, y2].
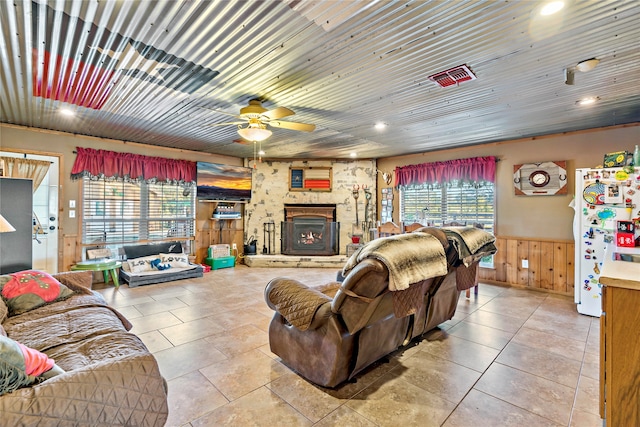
[123, 241, 183, 260]
[160, 252, 191, 268]
[0, 335, 64, 396]
[0, 271, 75, 316]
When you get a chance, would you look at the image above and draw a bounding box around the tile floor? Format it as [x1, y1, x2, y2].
[94, 266, 603, 427]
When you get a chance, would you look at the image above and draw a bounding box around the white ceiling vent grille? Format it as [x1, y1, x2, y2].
[428, 64, 477, 88]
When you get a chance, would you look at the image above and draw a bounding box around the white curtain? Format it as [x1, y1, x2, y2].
[0, 157, 50, 192]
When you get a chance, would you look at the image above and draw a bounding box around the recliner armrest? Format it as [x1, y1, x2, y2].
[265, 278, 333, 331]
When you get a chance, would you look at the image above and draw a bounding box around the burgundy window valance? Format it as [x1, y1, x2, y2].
[70, 147, 196, 185]
[395, 156, 496, 187]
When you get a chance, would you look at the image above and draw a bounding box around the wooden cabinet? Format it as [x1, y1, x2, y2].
[195, 201, 243, 263]
[599, 247, 640, 426]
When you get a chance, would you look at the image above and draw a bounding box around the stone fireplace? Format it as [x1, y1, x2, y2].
[282, 204, 340, 255]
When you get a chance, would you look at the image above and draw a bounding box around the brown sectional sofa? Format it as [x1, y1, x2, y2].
[0, 270, 168, 426]
[265, 227, 496, 388]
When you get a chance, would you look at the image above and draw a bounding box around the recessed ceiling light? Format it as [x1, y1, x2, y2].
[575, 58, 600, 73]
[350, 152, 357, 158]
[576, 96, 599, 106]
[374, 122, 387, 130]
[540, 1, 564, 16]
[60, 108, 75, 116]
[258, 150, 265, 156]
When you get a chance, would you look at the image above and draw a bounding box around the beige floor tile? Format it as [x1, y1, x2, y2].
[389, 349, 481, 404]
[199, 349, 291, 401]
[346, 375, 456, 427]
[512, 327, 586, 362]
[111, 304, 143, 320]
[312, 405, 377, 426]
[585, 320, 600, 351]
[479, 295, 544, 320]
[134, 296, 189, 315]
[447, 320, 514, 350]
[98, 291, 155, 308]
[169, 300, 226, 322]
[474, 363, 574, 425]
[522, 308, 591, 342]
[318, 357, 402, 401]
[573, 375, 600, 416]
[443, 389, 562, 427]
[463, 308, 526, 333]
[129, 311, 183, 334]
[154, 338, 228, 380]
[580, 350, 600, 380]
[267, 372, 344, 422]
[205, 323, 269, 356]
[159, 316, 226, 346]
[165, 370, 229, 426]
[206, 307, 272, 330]
[420, 334, 500, 373]
[496, 341, 581, 388]
[190, 386, 311, 427]
[570, 409, 603, 427]
[137, 329, 174, 353]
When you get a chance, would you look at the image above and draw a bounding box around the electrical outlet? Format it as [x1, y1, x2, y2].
[232, 243, 237, 250]
[522, 259, 529, 269]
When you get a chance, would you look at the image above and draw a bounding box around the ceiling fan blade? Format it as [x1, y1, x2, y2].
[269, 120, 316, 132]
[206, 121, 245, 127]
[263, 106, 295, 120]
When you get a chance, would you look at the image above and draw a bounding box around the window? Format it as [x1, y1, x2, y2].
[400, 181, 495, 233]
[81, 177, 196, 250]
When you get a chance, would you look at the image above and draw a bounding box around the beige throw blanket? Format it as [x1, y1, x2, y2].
[342, 233, 448, 291]
[442, 227, 497, 267]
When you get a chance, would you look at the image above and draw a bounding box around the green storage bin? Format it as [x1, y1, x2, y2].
[205, 255, 235, 270]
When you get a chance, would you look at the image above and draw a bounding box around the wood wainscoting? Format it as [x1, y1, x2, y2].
[479, 236, 575, 296]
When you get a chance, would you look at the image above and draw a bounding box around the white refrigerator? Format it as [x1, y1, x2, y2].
[573, 167, 638, 316]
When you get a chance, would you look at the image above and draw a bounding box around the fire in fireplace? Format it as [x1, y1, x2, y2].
[282, 204, 339, 256]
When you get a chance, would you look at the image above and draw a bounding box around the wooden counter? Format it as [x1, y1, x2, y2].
[599, 245, 640, 426]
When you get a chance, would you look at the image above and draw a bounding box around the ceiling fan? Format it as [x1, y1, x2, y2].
[208, 99, 316, 141]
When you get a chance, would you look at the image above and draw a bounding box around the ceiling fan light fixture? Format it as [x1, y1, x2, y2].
[576, 96, 599, 106]
[237, 125, 272, 142]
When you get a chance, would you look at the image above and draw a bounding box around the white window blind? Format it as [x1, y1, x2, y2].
[81, 177, 195, 245]
[400, 182, 495, 233]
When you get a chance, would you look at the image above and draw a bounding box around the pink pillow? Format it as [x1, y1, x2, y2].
[16, 341, 55, 377]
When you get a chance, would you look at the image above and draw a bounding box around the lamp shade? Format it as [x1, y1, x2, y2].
[237, 126, 272, 142]
[0, 214, 16, 233]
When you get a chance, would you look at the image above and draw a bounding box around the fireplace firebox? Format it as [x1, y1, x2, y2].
[281, 204, 339, 255]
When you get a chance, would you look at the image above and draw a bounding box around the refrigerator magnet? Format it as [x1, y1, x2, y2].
[604, 184, 623, 204]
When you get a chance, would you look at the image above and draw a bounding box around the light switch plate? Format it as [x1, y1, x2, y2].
[69, 210, 76, 218]
[69, 200, 76, 208]
[522, 259, 529, 269]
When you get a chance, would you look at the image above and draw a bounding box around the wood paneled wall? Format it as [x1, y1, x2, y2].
[479, 236, 575, 296]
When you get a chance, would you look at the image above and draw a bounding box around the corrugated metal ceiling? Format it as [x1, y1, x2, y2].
[1, 0, 639, 159]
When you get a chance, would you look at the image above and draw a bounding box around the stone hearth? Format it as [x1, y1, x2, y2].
[244, 253, 348, 268]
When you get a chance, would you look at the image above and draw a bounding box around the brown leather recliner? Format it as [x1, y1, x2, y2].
[264, 230, 463, 388]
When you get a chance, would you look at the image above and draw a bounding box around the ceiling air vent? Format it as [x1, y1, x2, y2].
[428, 64, 477, 88]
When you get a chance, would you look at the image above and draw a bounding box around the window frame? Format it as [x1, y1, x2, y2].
[399, 181, 496, 233]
